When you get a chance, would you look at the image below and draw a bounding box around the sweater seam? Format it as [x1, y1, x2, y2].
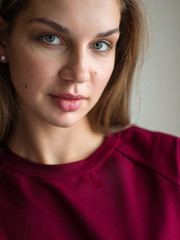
[1, 157, 106, 181]
[116, 149, 180, 187]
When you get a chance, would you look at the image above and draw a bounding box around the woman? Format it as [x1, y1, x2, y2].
[0, 0, 179, 239]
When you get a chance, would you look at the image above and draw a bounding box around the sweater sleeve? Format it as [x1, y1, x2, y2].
[117, 126, 180, 186]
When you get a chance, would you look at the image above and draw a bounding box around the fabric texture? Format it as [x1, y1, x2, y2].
[0, 126, 179, 240]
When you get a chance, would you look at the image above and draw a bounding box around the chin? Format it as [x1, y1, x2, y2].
[44, 109, 88, 129]
[49, 120, 76, 129]
[47, 116, 82, 129]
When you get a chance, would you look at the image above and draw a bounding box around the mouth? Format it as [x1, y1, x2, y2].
[49, 93, 86, 112]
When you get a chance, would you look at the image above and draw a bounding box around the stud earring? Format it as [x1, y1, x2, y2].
[1, 56, 6, 61]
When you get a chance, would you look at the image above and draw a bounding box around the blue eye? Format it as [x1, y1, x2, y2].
[43, 34, 61, 45]
[92, 41, 110, 51]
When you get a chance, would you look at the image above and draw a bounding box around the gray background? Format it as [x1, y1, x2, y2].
[131, 0, 180, 137]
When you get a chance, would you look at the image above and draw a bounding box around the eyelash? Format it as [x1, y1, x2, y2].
[35, 33, 114, 52]
[91, 41, 113, 51]
[36, 32, 64, 46]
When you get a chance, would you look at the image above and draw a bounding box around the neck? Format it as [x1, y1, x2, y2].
[7, 116, 104, 165]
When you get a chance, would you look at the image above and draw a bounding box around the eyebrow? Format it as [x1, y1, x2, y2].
[28, 17, 120, 38]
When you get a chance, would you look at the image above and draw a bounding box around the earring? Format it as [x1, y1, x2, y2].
[1, 56, 6, 61]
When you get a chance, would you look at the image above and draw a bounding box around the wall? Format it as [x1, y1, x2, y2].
[131, 0, 180, 137]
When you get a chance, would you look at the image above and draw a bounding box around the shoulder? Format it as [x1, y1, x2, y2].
[115, 125, 180, 186]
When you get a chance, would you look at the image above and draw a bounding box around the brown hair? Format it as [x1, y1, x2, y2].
[0, 0, 30, 144]
[0, 0, 148, 143]
[88, 0, 148, 134]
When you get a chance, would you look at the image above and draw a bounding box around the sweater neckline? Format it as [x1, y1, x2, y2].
[1, 133, 119, 180]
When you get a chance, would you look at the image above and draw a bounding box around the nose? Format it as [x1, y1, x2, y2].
[59, 49, 91, 84]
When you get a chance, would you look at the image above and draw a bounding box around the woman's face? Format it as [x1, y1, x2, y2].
[6, 0, 120, 128]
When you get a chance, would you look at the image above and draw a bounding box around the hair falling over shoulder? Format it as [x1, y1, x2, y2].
[0, 0, 29, 144]
[89, 0, 148, 134]
[0, 0, 148, 144]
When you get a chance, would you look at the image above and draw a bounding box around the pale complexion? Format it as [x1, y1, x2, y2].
[0, 0, 121, 164]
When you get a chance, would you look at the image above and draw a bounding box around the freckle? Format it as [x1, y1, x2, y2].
[25, 85, 28, 89]
[94, 71, 98, 75]
[51, 77, 54, 80]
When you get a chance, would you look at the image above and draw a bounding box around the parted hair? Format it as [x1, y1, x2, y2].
[0, 0, 147, 143]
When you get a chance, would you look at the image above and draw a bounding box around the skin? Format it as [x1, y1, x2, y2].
[0, 0, 121, 164]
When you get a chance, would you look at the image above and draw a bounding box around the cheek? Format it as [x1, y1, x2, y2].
[8, 45, 55, 94]
[89, 59, 114, 104]
[95, 59, 115, 89]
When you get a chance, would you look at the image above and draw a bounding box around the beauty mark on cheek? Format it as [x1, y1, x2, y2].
[25, 85, 28, 89]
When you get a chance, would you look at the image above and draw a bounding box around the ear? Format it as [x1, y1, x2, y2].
[0, 16, 9, 63]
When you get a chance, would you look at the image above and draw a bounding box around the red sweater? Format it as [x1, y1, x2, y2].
[0, 126, 179, 240]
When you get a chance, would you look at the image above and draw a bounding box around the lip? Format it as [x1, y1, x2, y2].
[52, 93, 85, 100]
[50, 93, 85, 112]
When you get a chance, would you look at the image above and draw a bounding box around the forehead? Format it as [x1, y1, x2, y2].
[28, 0, 121, 15]
[19, 0, 121, 34]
